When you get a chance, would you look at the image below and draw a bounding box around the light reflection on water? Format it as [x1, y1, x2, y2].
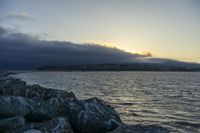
[13, 72, 200, 133]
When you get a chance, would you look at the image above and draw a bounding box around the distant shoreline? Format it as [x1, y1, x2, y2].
[35, 69, 200, 72]
[37, 63, 200, 72]
[36, 70, 200, 72]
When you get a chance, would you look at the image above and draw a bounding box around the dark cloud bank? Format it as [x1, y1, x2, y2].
[0, 26, 199, 70]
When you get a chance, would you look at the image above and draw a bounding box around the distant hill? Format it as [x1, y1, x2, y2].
[37, 62, 200, 72]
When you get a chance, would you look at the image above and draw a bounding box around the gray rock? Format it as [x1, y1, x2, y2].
[0, 77, 27, 97]
[0, 77, 78, 105]
[107, 125, 169, 133]
[40, 117, 74, 133]
[23, 129, 42, 133]
[0, 96, 32, 118]
[6, 122, 45, 133]
[0, 96, 58, 122]
[9, 117, 74, 133]
[0, 116, 26, 132]
[0, 77, 70, 96]
[65, 98, 122, 133]
[45, 89, 78, 109]
[0, 77, 78, 116]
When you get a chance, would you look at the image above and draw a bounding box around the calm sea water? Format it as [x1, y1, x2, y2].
[13, 72, 200, 133]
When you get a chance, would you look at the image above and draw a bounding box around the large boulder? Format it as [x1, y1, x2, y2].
[44, 89, 78, 108]
[0, 96, 58, 122]
[107, 125, 169, 133]
[0, 96, 32, 118]
[8, 117, 74, 133]
[27, 85, 78, 114]
[6, 122, 45, 133]
[0, 116, 26, 132]
[0, 77, 78, 109]
[0, 77, 78, 116]
[0, 77, 28, 98]
[64, 98, 122, 133]
[26, 84, 74, 101]
[39, 117, 74, 133]
[23, 129, 42, 133]
[0, 77, 77, 102]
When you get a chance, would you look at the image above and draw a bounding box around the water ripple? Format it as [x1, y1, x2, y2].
[13, 71, 200, 133]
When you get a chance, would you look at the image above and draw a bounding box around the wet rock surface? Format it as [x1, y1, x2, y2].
[0, 116, 26, 132]
[0, 71, 169, 133]
[78, 98, 122, 133]
[0, 96, 58, 122]
[8, 117, 73, 133]
[40, 117, 74, 133]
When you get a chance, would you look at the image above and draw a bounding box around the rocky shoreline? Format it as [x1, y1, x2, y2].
[0, 71, 169, 133]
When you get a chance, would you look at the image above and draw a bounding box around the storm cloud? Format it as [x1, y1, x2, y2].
[0, 27, 153, 70]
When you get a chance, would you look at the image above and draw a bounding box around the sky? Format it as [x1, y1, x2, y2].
[0, 0, 200, 64]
